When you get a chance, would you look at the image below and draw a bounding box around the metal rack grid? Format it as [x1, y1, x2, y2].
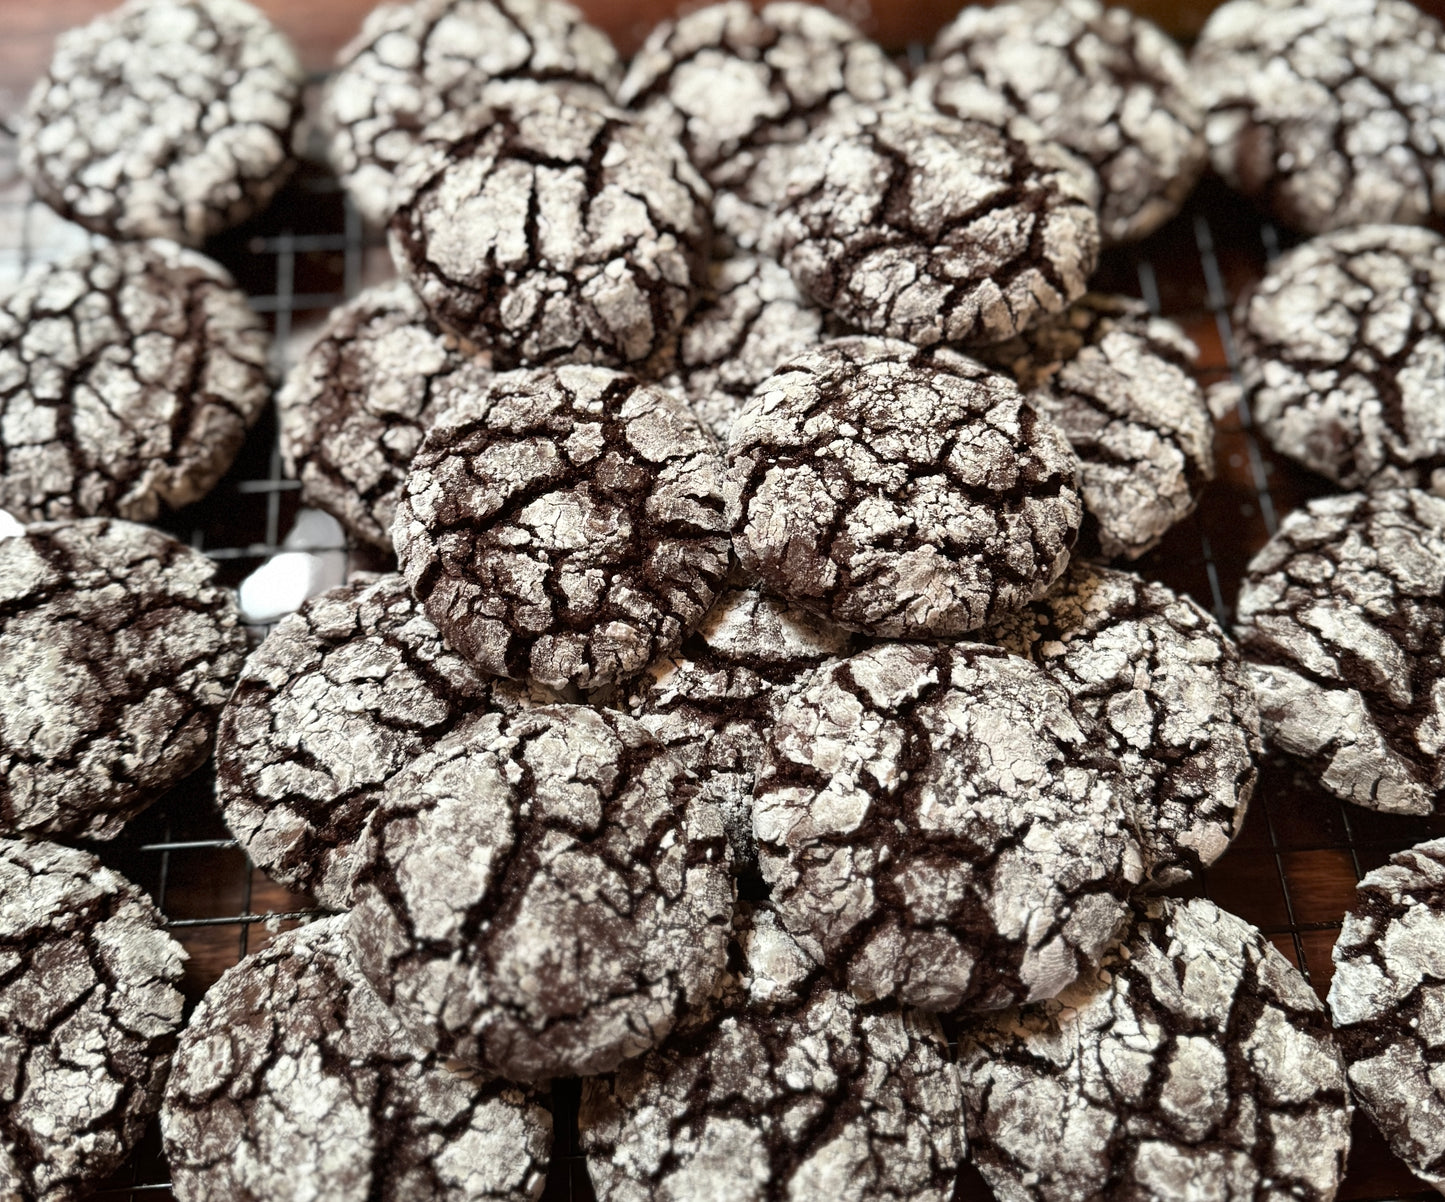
[3, 110, 1442, 1202]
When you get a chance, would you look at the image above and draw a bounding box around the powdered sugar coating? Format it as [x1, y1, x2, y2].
[0, 519, 247, 839]
[19, 0, 302, 245]
[958, 897, 1352, 1202]
[1235, 489, 1445, 815]
[0, 240, 271, 523]
[725, 337, 1082, 638]
[0, 838, 186, 1202]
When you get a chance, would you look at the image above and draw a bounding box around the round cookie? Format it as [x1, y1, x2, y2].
[917, 0, 1206, 246]
[19, 0, 302, 245]
[278, 282, 489, 550]
[1, 518, 247, 839]
[1233, 224, 1445, 494]
[161, 915, 552, 1202]
[623, 584, 860, 875]
[988, 563, 1260, 890]
[1234, 489, 1445, 815]
[0, 838, 186, 1202]
[975, 293, 1215, 560]
[618, 1, 905, 253]
[769, 98, 1100, 346]
[1193, 0, 1445, 234]
[325, 0, 620, 226]
[0, 239, 271, 523]
[388, 89, 710, 368]
[579, 902, 964, 1202]
[347, 704, 734, 1081]
[215, 574, 560, 910]
[1329, 838, 1445, 1191]
[754, 641, 1142, 1013]
[393, 366, 731, 691]
[957, 896, 1352, 1202]
[725, 337, 1082, 639]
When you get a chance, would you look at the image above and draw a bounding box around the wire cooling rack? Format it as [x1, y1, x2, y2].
[3, 100, 1443, 1202]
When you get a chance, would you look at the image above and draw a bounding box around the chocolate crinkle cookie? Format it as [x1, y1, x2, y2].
[394, 366, 730, 691]
[579, 902, 964, 1202]
[1, 518, 247, 839]
[623, 584, 860, 876]
[0, 240, 271, 523]
[215, 574, 560, 910]
[916, 0, 1206, 246]
[161, 916, 552, 1202]
[278, 282, 488, 550]
[754, 641, 1142, 1013]
[618, 1, 904, 254]
[958, 896, 1352, 1202]
[1193, 0, 1445, 234]
[770, 97, 1100, 346]
[1329, 838, 1445, 1192]
[388, 88, 710, 368]
[976, 293, 1215, 560]
[725, 337, 1082, 638]
[1233, 224, 1445, 494]
[988, 563, 1260, 890]
[325, 0, 620, 226]
[1, 838, 186, 1202]
[19, 0, 302, 245]
[347, 704, 734, 1081]
[1235, 489, 1445, 815]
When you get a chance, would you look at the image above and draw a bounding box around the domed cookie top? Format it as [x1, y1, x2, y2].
[579, 901, 965, 1202]
[346, 704, 734, 1081]
[1194, 0, 1445, 233]
[770, 98, 1100, 346]
[388, 89, 711, 368]
[1, 838, 186, 1202]
[19, 0, 302, 245]
[754, 641, 1141, 1013]
[1234, 489, 1445, 815]
[1233, 224, 1445, 494]
[725, 337, 1082, 638]
[161, 915, 553, 1202]
[957, 897, 1352, 1202]
[325, 0, 621, 226]
[0, 240, 271, 523]
[1, 518, 247, 839]
[393, 366, 731, 691]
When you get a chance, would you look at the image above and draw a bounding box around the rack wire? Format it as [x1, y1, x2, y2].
[3, 101, 1442, 1202]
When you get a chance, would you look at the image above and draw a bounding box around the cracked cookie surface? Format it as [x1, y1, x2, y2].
[1329, 838, 1445, 1192]
[917, 0, 1205, 245]
[754, 641, 1141, 1013]
[388, 89, 710, 368]
[278, 282, 488, 550]
[0, 518, 247, 839]
[215, 574, 559, 910]
[1193, 0, 1445, 234]
[725, 337, 1081, 638]
[988, 563, 1260, 890]
[19, 0, 302, 245]
[770, 98, 1099, 346]
[578, 901, 964, 1202]
[0, 838, 186, 1202]
[346, 704, 734, 1081]
[394, 366, 731, 691]
[161, 915, 552, 1202]
[1233, 225, 1445, 494]
[976, 293, 1215, 560]
[0, 240, 271, 523]
[326, 0, 620, 226]
[1234, 489, 1445, 815]
[958, 896, 1352, 1202]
